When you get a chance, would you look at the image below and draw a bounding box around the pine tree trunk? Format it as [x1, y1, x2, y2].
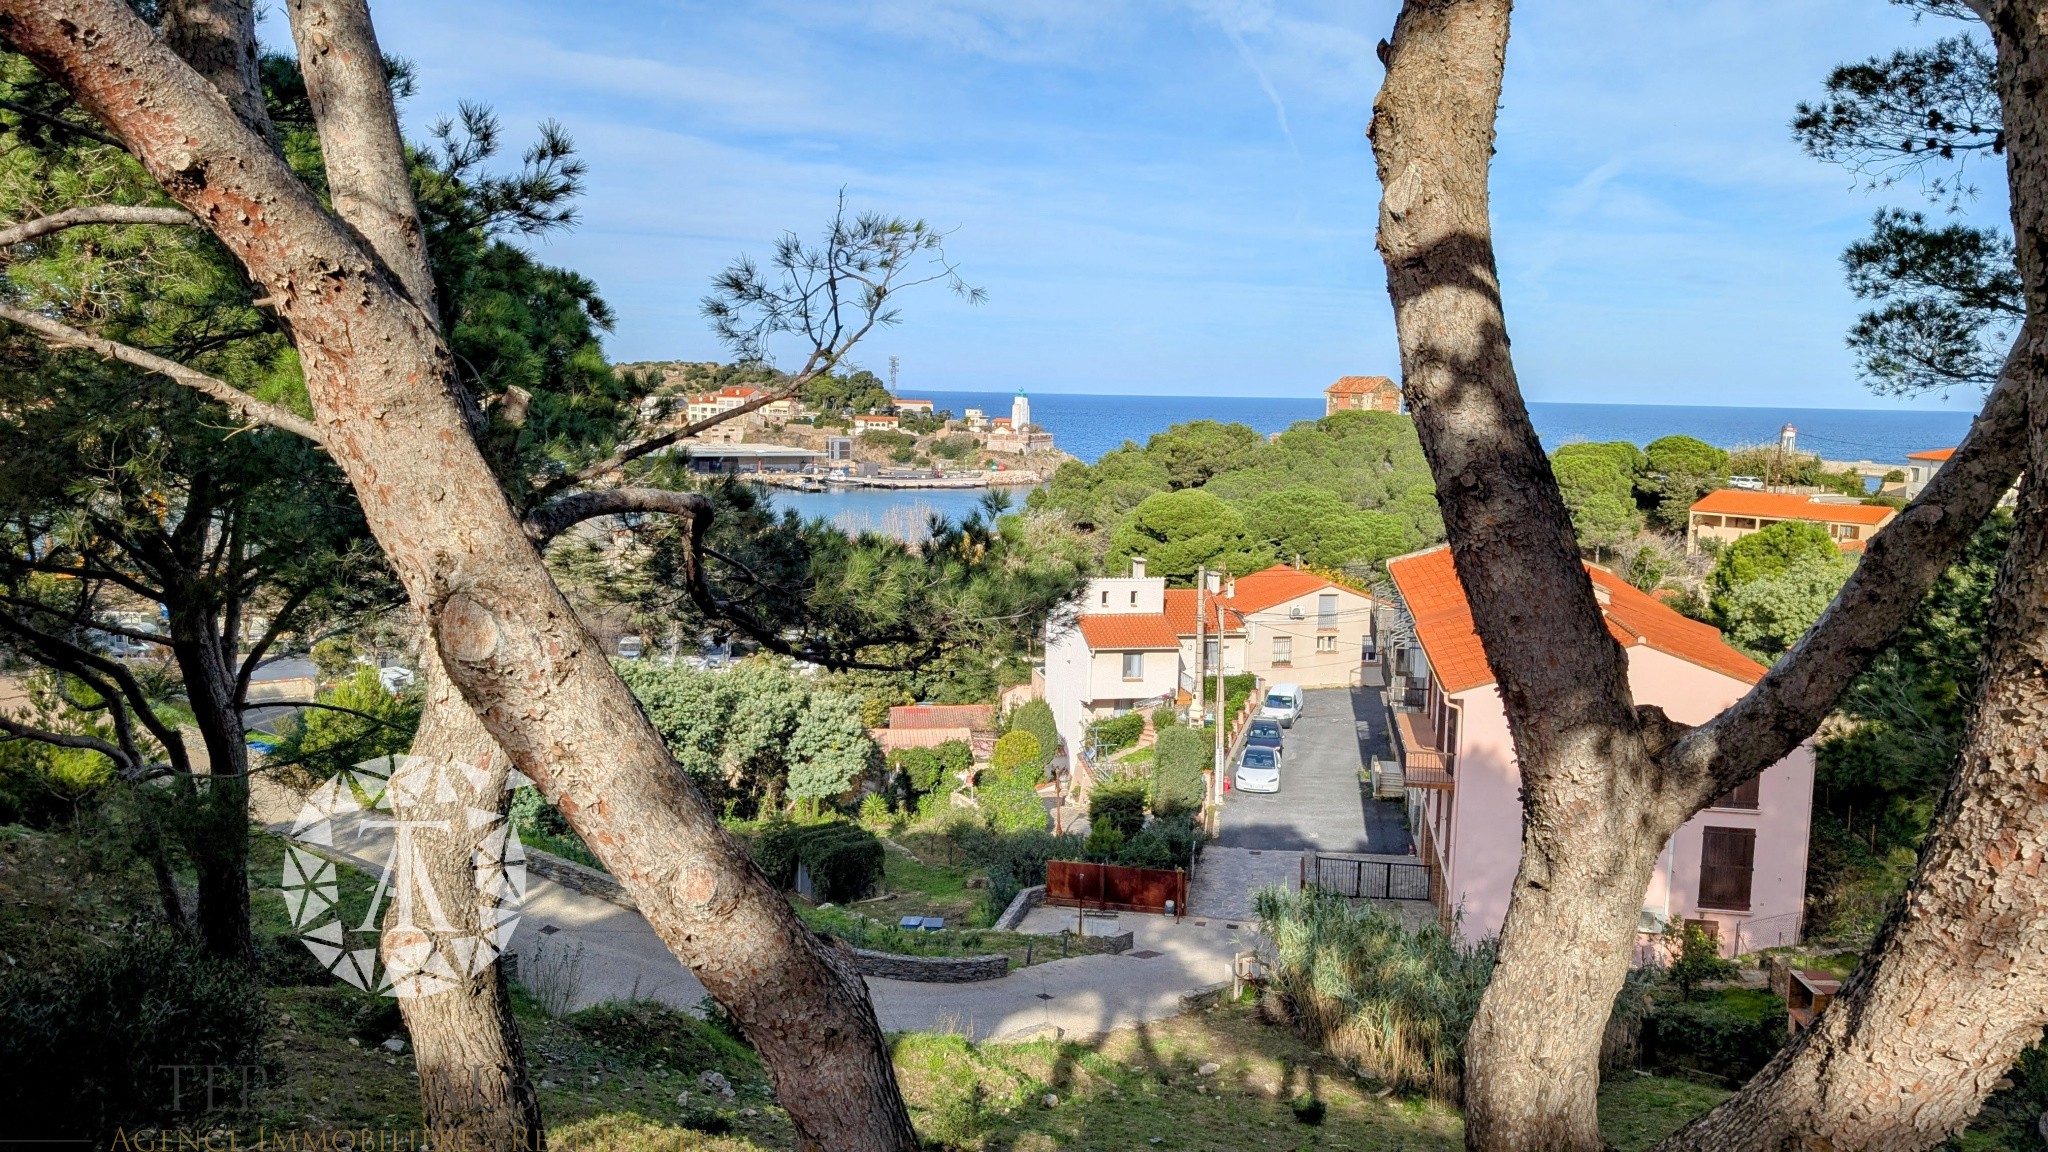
[0, 6, 922, 1146]
[169, 607, 255, 964]
[1657, 4, 2048, 1144]
[387, 652, 543, 1151]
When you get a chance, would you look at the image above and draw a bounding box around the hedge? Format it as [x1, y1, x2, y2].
[1089, 713, 1145, 754]
[1151, 726, 1209, 816]
[1089, 778, 1149, 840]
[1009, 699, 1060, 767]
[736, 818, 884, 903]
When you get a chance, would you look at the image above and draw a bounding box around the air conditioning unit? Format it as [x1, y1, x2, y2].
[1289, 606, 1305, 620]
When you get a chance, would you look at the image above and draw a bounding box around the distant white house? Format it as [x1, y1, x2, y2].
[1042, 559, 1375, 767]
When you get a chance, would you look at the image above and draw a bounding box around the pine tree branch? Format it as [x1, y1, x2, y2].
[0, 301, 327, 444]
[0, 204, 193, 247]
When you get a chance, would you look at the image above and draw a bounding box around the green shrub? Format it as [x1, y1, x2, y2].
[890, 747, 943, 796]
[0, 927, 268, 1140]
[946, 823, 1085, 910]
[1151, 704, 1180, 733]
[1665, 922, 1739, 1000]
[1089, 712, 1145, 754]
[746, 816, 804, 887]
[1151, 726, 1210, 816]
[990, 731, 1042, 779]
[859, 792, 893, 825]
[1009, 699, 1060, 767]
[794, 821, 885, 902]
[1083, 822, 1125, 860]
[1642, 995, 1786, 1085]
[1089, 778, 1149, 840]
[934, 740, 974, 785]
[978, 771, 1047, 835]
[1255, 886, 1495, 1100]
[1119, 812, 1201, 871]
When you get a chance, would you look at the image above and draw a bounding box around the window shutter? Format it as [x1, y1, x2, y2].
[1698, 827, 1755, 911]
[1712, 777, 1761, 810]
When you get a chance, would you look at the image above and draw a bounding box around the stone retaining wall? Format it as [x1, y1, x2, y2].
[525, 848, 638, 911]
[850, 948, 1010, 983]
[994, 884, 1046, 930]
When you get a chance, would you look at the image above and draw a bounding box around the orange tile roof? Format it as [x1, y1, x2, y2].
[1160, 566, 1368, 636]
[1326, 375, 1398, 395]
[888, 704, 995, 732]
[1076, 614, 1182, 650]
[1908, 447, 1955, 462]
[1689, 489, 1896, 527]
[1386, 546, 1765, 695]
[855, 414, 898, 424]
[871, 726, 975, 751]
[719, 386, 763, 399]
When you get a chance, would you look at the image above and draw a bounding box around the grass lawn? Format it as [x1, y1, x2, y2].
[1597, 1074, 1730, 1151]
[795, 901, 1118, 969]
[1714, 986, 1787, 1023]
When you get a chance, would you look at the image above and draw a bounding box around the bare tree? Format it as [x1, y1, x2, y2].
[1368, 0, 2036, 1148]
[0, 2, 921, 1148]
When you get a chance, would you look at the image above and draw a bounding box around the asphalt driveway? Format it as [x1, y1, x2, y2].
[1213, 685, 1411, 854]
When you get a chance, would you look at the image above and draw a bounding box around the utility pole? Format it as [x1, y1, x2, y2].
[1212, 604, 1232, 826]
[1194, 565, 1208, 721]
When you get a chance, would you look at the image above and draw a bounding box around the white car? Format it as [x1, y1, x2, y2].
[1259, 683, 1304, 728]
[1234, 745, 1281, 794]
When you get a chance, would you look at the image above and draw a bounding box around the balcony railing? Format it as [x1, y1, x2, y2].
[1391, 710, 1455, 789]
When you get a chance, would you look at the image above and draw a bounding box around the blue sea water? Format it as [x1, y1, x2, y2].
[760, 391, 1980, 533]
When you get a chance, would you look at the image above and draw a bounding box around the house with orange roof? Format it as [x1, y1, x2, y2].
[1685, 489, 1896, 555]
[1043, 559, 1375, 769]
[852, 413, 900, 433]
[1378, 545, 1814, 954]
[1903, 447, 1954, 500]
[1324, 375, 1403, 415]
[1162, 566, 1375, 686]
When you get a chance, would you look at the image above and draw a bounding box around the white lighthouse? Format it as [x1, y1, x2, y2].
[1011, 389, 1031, 432]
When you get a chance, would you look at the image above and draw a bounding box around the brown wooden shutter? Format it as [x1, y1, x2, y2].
[1712, 776, 1761, 810]
[1699, 827, 1756, 911]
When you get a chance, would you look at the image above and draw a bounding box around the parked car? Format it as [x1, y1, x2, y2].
[1259, 682, 1304, 728]
[1245, 717, 1285, 761]
[1234, 745, 1281, 794]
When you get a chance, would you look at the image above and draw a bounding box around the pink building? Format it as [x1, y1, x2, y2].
[1380, 546, 1814, 956]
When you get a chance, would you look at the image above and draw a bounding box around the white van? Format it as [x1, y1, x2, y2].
[1259, 682, 1304, 728]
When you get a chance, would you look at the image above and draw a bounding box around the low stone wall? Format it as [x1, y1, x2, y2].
[994, 884, 1046, 931]
[850, 948, 1010, 983]
[525, 848, 638, 911]
[1094, 930, 1135, 954]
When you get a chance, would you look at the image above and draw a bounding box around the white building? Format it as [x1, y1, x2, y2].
[1011, 390, 1031, 431]
[1042, 559, 1376, 769]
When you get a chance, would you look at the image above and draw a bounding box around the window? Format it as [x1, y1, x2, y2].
[1712, 777, 1760, 810]
[1272, 636, 1292, 666]
[1832, 524, 1860, 540]
[1100, 590, 1109, 607]
[1315, 635, 1336, 652]
[1318, 593, 1338, 630]
[1129, 590, 1139, 606]
[1121, 652, 1144, 681]
[1698, 827, 1756, 911]
[1696, 514, 1723, 528]
[1204, 638, 1220, 669]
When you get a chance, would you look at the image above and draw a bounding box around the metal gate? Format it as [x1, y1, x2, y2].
[1310, 852, 1432, 901]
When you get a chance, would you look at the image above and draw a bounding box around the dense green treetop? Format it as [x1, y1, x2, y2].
[1031, 409, 1442, 575]
[1142, 420, 1267, 490]
[1107, 489, 1278, 584]
[1708, 520, 1845, 602]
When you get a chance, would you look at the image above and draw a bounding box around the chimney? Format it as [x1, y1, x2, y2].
[1131, 556, 1147, 579]
[1224, 576, 1236, 599]
[1206, 570, 1222, 594]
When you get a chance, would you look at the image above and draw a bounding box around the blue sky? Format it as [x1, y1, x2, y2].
[286, 2, 2001, 408]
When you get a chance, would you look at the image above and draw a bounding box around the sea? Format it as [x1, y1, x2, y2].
[761, 392, 1979, 534]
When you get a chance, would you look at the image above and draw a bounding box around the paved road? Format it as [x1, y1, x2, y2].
[256, 777, 1246, 1042]
[1214, 685, 1411, 855]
